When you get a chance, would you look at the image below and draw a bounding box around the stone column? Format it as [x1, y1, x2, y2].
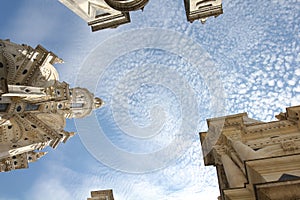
[231, 140, 264, 161]
[221, 154, 247, 188]
[230, 151, 246, 174]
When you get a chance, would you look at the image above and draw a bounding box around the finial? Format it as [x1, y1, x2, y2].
[200, 17, 208, 24]
[94, 97, 104, 109]
[275, 112, 287, 120]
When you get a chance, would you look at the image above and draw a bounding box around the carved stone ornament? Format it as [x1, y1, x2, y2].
[281, 140, 298, 151]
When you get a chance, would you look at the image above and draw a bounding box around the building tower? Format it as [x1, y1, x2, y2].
[200, 106, 300, 200]
[87, 189, 114, 200]
[184, 0, 223, 24]
[0, 39, 104, 172]
[59, 0, 149, 32]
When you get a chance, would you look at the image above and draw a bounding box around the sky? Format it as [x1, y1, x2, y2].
[0, 0, 299, 199]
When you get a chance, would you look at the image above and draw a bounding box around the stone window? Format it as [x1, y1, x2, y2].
[0, 103, 8, 112]
[25, 104, 39, 111]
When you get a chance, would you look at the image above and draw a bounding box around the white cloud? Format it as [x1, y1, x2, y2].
[25, 141, 219, 200]
[2, 0, 299, 199]
[27, 178, 73, 200]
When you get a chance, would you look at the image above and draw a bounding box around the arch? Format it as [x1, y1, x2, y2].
[104, 0, 149, 11]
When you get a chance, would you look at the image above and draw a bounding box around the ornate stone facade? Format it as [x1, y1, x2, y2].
[87, 189, 114, 200]
[0, 39, 103, 172]
[200, 106, 300, 200]
[59, 0, 223, 32]
[59, 0, 148, 32]
[184, 0, 223, 24]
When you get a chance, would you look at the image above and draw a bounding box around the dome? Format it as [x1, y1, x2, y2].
[67, 87, 104, 118]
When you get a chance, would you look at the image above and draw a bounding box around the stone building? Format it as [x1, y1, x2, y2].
[87, 189, 114, 200]
[184, 0, 223, 24]
[59, 0, 223, 32]
[0, 39, 103, 172]
[59, 0, 149, 32]
[200, 106, 300, 200]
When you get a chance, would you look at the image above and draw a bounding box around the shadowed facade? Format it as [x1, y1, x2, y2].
[59, 0, 149, 32]
[200, 106, 300, 200]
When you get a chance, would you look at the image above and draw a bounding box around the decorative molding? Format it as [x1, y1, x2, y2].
[281, 140, 298, 151]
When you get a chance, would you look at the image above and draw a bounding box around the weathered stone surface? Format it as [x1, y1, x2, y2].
[200, 106, 300, 199]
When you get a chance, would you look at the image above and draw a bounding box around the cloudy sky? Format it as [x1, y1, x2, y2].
[0, 0, 299, 199]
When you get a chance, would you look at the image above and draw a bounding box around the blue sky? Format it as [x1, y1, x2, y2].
[0, 0, 299, 199]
